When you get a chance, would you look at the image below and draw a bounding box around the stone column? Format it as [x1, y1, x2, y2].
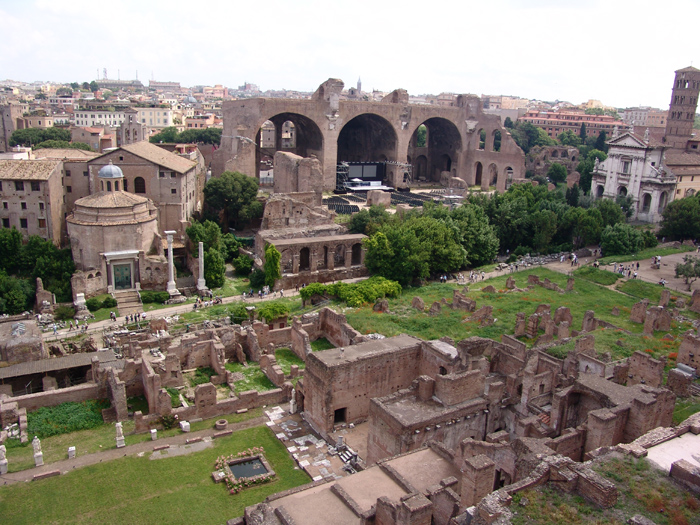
[165, 231, 179, 297]
[344, 246, 352, 268]
[197, 241, 207, 292]
[328, 248, 335, 270]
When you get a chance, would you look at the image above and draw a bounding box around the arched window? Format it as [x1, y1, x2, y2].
[475, 162, 483, 186]
[492, 130, 501, 152]
[658, 191, 668, 213]
[642, 193, 652, 212]
[299, 247, 310, 271]
[478, 129, 485, 150]
[123, 179, 128, 192]
[134, 177, 146, 194]
[596, 185, 604, 198]
[618, 186, 627, 197]
[106, 181, 112, 191]
[551, 150, 559, 158]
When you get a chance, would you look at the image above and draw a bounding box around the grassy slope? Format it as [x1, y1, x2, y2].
[0, 426, 310, 525]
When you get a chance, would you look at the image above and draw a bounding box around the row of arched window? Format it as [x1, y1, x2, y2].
[100, 177, 147, 193]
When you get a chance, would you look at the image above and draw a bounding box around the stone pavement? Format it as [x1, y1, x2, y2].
[0, 415, 266, 485]
[263, 406, 350, 482]
[646, 431, 700, 473]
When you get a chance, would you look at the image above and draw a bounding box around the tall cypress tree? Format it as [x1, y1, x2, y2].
[579, 122, 587, 142]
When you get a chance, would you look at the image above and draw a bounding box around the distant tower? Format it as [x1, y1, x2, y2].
[664, 66, 700, 149]
[357, 77, 362, 95]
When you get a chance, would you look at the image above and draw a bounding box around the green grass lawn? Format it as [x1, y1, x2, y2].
[344, 267, 696, 363]
[0, 425, 310, 525]
[274, 348, 305, 375]
[597, 245, 694, 266]
[3, 408, 263, 474]
[225, 361, 275, 394]
[573, 266, 620, 286]
[310, 337, 335, 351]
[673, 396, 700, 425]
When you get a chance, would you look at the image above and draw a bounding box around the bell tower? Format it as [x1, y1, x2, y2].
[664, 66, 700, 149]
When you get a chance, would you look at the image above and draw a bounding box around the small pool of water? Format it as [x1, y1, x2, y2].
[228, 458, 268, 479]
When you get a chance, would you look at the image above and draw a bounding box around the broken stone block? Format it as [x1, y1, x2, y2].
[482, 285, 496, 293]
[630, 299, 650, 324]
[411, 296, 425, 311]
[428, 302, 442, 316]
[373, 299, 389, 313]
[611, 307, 620, 316]
[659, 290, 671, 307]
[506, 276, 515, 289]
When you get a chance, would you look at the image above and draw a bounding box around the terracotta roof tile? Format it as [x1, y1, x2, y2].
[0, 159, 61, 180]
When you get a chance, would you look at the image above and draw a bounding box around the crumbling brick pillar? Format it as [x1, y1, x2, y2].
[461, 454, 496, 507]
[328, 248, 335, 270]
[344, 246, 352, 268]
[292, 253, 300, 274]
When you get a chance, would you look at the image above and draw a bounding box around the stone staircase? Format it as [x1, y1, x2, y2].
[114, 290, 143, 316]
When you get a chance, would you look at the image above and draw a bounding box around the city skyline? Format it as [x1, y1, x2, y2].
[0, 0, 697, 109]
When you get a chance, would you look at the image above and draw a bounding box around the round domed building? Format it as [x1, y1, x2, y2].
[67, 161, 165, 296]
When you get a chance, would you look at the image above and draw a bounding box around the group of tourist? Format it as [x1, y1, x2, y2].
[613, 261, 640, 280]
[66, 320, 89, 333]
[192, 296, 222, 310]
[124, 312, 147, 324]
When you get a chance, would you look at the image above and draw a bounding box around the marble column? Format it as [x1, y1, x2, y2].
[165, 230, 179, 297]
[197, 241, 207, 291]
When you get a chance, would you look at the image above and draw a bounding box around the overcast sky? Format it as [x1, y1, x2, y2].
[1, 0, 697, 110]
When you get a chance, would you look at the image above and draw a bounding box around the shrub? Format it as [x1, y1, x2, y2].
[101, 296, 117, 308]
[229, 303, 250, 325]
[257, 301, 290, 323]
[85, 297, 102, 312]
[299, 276, 402, 307]
[159, 414, 177, 430]
[140, 290, 170, 304]
[601, 223, 644, 256]
[166, 387, 181, 408]
[27, 400, 110, 438]
[642, 229, 658, 249]
[249, 268, 265, 289]
[54, 305, 75, 321]
[233, 255, 254, 276]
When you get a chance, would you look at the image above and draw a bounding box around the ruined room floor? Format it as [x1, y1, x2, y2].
[645, 431, 700, 473]
[264, 406, 351, 482]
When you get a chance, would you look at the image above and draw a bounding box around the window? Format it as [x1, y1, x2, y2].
[159, 171, 165, 178]
[2, 202, 7, 209]
[134, 177, 146, 193]
[15, 181, 24, 191]
[65, 170, 71, 177]
[39, 202, 44, 210]
[621, 160, 631, 174]
[38, 218, 46, 228]
[123, 179, 128, 192]
[106, 181, 111, 191]
[2, 218, 8, 228]
[0, 181, 2, 191]
[31, 181, 40, 191]
[21, 202, 26, 210]
[20, 218, 27, 229]
[170, 173, 176, 178]
[84, 171, 89, 177]
[171, 188, 177, 194]
[119, 156, 124, 161]
[67, 186, 72, 193]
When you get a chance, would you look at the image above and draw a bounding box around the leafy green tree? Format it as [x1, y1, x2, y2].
[56, 87, 73, 96]
[416, 124, 427, 147]
[363, 230, 430, 286]
[233, 255, 254, 276]
[69, 82, 79, 90]
[504, 117, 514, 129]
[82, 82, 90, 90]
[348, 205, 390, 235]
[601, 223, 644, 256]
[35, 140, 93, 151]
[547, 162, 567, 184]
[403, 216, 466, 274]
[565, 185, 580, 207]
[675, 255, 700, 290]
[149, 127, 179, 143]
[531, 210, 558, 253]
[203, 248, 225, 288]
[642, 229, 658, 249]
[89, 81, 99, 92]
[558, 130, 582, 147]
[10, 127, 71, 147]
[220, 233, 241, 262]
[450, 204, 499, 266]
[595, 198, 626, 227]
[595, 131, 608, 152]
[203, 171, 261, 230]
[615, 195, 634, 219]
[0, 227, 22, 274]
[263, 243, 281, 288]
[186, 220, 221, 255]
[0, 271, 33, 314]
[659, 194, 700, 240]
[579, 122, 587, 142]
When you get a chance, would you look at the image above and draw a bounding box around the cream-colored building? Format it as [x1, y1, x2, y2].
[136, 107, 174, 129]
[32, 148, 100, 214]
[86, 141, 203, 239]
[73, 109, 126, 127]
[0, 159, 64, 244]
[67, 162, 164, 296]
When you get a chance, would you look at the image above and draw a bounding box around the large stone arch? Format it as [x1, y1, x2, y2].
[254, 112, 325, 180]
[337, 113, 398, 164]
[407, 117, 462, 182]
